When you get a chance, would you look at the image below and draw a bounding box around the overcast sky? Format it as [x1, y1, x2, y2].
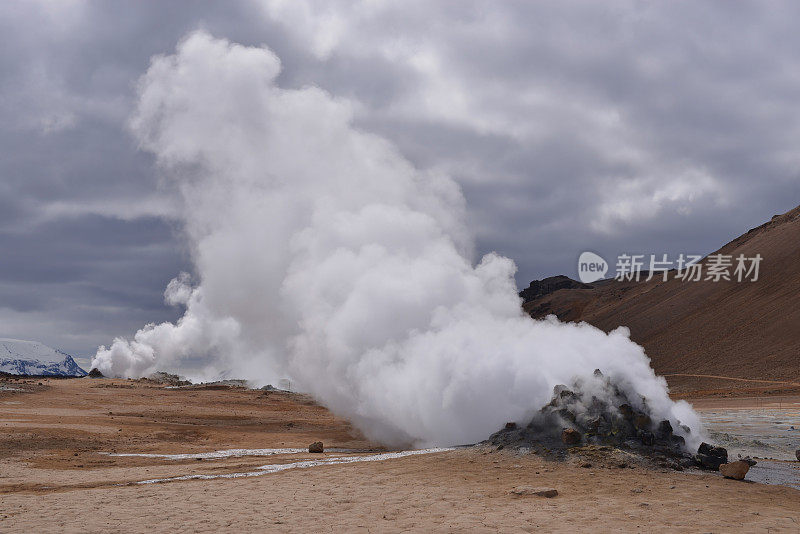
[1, 0, 798, 363]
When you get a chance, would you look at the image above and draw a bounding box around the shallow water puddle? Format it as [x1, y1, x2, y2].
[131, 448, 454, 485]
[747, 460, 800, 490]
[105, 448, 315, 460]
[697, 405, 800, 490]
[698, 406, 800, 461]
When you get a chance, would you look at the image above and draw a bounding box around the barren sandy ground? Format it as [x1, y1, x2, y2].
[1, 378, 799, 533]
[667, 373, 800, 400]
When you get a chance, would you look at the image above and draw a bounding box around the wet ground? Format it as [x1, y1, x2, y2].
[695, 397, 800, 489]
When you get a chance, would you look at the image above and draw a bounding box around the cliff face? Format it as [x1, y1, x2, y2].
[523, 205, 800, 382]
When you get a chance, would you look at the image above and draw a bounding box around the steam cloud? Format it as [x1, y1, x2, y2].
[93, 32, 700, 447]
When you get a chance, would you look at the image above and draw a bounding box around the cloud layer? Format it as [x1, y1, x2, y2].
[1, 1, 798, 359]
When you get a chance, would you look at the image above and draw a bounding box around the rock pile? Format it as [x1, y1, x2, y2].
[490, 370, 691, 460]
[487, 372, 752, 475]
[486, 370, 747, 474]
[142, 371, 191, 386]
[486, 370, 721, 470]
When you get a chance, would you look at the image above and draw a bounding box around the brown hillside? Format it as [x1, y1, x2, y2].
[523, 205, 800, 383]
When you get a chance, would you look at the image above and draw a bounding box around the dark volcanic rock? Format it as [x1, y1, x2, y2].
[308, 441, 324, 453]
[670, 434, 686, 448]
[640, 431, 655, 446]
[487, 372, 697, 469]
[696, 453, 726, 471]
[698, 442, 728, 461]
[87, 368, 104, 378]
[561, 428, 581, 445]
[519, 275, 592, 303]
[656, 420, 673, 438]
[695, 442, 728, 471]
[634, 414, 652, 430]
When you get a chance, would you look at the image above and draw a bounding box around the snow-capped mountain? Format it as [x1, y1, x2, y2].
[0, 338, 87, 376]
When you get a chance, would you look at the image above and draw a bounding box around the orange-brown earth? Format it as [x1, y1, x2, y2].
[1, 378, 798, 533]
[523, 205, 800, 386]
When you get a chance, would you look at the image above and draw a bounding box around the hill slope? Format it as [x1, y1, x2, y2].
[0, 338, 87, 377]
[522, 205, 800, 382]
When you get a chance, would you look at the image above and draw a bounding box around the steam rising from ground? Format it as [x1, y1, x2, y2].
[93, 32, 700, 447]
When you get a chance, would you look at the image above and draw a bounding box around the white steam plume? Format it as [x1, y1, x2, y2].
[93, 32, 700, 447]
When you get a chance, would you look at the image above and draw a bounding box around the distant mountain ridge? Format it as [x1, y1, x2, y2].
[518, 275, 592, 302]
[521, 205, 800, 382]
[0, 338, 87, 377]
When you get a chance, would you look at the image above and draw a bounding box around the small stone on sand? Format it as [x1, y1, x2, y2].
[510, 486, 558, 498]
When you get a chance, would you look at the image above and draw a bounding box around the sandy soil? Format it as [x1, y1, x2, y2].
[1, 378, 799, 533]
[687, 395, 800, 411]
[667, 374, 800, 399]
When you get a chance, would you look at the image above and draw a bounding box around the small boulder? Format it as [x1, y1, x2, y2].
[698, 442, 728, 461]
[510, 486, 558, 498]
[696, 442, 728, 470]
[308, 441, 324, 453]
[720, 460, 751, 480]
[561, 428, 581, 446]
[695, 454, 726, 471]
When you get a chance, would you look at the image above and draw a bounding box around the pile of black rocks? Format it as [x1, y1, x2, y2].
[488, 370, 729, 471]
[695, 442, 729, 470]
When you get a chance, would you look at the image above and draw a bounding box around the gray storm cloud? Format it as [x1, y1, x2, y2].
[93, 32, 700, 447]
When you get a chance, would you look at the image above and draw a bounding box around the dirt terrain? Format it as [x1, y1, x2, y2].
[665, 373, 800, 399]
[522, 205, 800, 383]
[2, 378, 799, 533]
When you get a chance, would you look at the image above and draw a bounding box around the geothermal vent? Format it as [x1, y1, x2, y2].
[489, 370, 697, 468]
